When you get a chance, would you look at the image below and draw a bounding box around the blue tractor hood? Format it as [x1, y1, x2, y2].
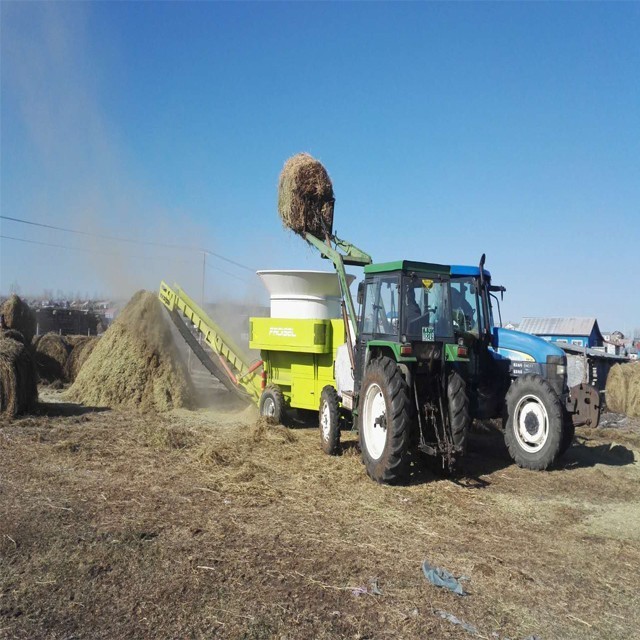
[492, 327, 565, 363]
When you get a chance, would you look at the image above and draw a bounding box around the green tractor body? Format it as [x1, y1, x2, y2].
[252, 248, 472, 483]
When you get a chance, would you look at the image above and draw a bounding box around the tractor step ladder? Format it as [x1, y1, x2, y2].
[159, 281, 262, 404]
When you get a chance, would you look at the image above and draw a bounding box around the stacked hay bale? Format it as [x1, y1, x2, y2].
[605, 363, 640, 418]
[64, 336, 100, 382]
[67, 291, 194, 412]
[278, 153, 335, 239]
[0, 294, 36, 344]
[33, 333, 71, 383]
[1, 329, 26, 345]
[0, 335, 38, 417]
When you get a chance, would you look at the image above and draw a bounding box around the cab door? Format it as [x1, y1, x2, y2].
[354, 273, 400, 390]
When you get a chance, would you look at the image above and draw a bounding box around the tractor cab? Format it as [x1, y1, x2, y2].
[450, 259, 569, 419]
[354, 260, 464, 390]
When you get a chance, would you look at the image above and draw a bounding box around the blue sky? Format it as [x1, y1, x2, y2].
[1, 1, 639, 333]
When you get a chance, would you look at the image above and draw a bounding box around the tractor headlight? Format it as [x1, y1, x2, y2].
[546, 354, 567, 396]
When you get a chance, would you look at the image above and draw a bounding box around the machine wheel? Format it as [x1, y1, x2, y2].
[504, 374, 563, 470]
[259, 385, 285, 424]
[319, 386, 340, 455]
[448, 369, 471, 454]
[559, 408, 575, 456]
[358, 356, 412, 484]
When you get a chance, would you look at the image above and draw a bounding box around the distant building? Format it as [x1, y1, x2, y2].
[518, 317, 604, 349]
[35, 307, 101, 336]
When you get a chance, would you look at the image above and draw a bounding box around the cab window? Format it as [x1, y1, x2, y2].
[362, 276, 399, 336]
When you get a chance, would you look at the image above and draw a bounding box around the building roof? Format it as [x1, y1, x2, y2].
[519, 317, 600, 337]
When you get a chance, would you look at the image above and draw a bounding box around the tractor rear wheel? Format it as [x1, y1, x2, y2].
[448, 369, 470, 454]
[319, 385, 340, 455]
[259, 385, 285, 424]
[358, 356, 412, 484]
[504, 374, 563, 470]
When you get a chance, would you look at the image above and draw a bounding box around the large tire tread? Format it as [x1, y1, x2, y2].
[259, 385, 286, 424]
[448, 370, 470, 453]
[319, 385, 341, 455]
[359, 356, 412, 484]
[504, 374, 563, 470]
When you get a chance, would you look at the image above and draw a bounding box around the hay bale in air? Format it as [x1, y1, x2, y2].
[277, 153, 335, 238]
[0, 336, 38, 417]
[64, 336, 100, 382]
[33, 332, 71, 383]
[605, 362, 640, 417]
[1, 295, 36, 345]
[67, 291, 194, 412]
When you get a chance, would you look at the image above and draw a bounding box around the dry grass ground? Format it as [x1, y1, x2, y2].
[1, 387, 639, 640]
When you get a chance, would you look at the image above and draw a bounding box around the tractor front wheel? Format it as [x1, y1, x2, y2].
[504, 374, 563, 470]
[358, 356, 412, 484]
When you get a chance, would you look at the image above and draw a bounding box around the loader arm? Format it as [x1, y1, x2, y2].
[304, 232, 372, 363]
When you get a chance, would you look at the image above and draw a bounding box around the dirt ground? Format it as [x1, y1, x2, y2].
[1, 385, 639, 640]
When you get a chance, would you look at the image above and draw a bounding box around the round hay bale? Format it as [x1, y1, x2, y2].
[0, 336, 38, 417]
[34, 332, 71, 383]
[627, 369, 640, 418]
[1, 328, 26, 345]
[605, 363, 640, 416]
[0, 295, 36, 344]
[66, 291, 194, 412]
[605, 364, 627, 413]
[64, 336, 100, 382]
[277, 153, 335, 238]
[66, 335, 91, 348]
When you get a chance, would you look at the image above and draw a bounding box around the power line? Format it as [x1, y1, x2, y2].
[0, 214, 255, 272]
[205, 260, 252, 283]
[0, 234, 196, 265]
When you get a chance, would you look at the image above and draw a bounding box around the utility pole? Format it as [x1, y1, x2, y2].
[201, 251, 206, 305]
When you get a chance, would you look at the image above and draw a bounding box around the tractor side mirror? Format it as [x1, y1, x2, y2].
[357, 281, 365, 306]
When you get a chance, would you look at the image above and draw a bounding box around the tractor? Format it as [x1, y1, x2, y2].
[253, 232, 472, 483]
[449, 256, 579, 470]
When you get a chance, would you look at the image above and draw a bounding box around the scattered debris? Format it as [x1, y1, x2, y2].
[369, 578, 383, 595]
[599, 412, 629, 428]
[435, 609, 478, 635]
[422, 560, 467, 596]
[350, 578, 383, 597]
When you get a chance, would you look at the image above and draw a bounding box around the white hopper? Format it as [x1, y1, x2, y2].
[257, 270, 355, 319]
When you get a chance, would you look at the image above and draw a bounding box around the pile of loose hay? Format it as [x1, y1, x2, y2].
[33, 333, 71, 383]
[605, 363, 640, 417]
[67, 291, 194, 412]
[0, 295, 36, 344]
[0, 335, 38, 417]
[64, 336, 100, 382]
[277, 153, 335, 238]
